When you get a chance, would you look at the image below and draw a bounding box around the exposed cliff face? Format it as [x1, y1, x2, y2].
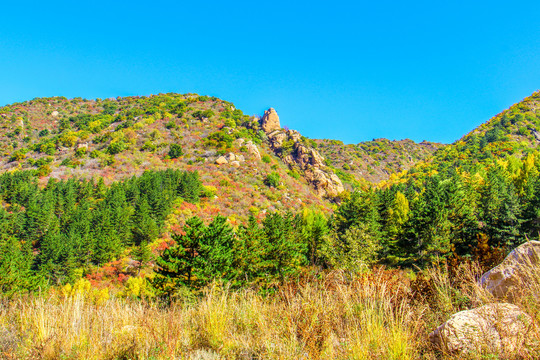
[260, 109, 344, 198]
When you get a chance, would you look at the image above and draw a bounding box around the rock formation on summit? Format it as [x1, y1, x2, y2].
[259, 108, 344, 198]
[261, 108, 281, 133]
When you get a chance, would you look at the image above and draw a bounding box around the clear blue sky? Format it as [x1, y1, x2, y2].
[1, 1, 539, 144]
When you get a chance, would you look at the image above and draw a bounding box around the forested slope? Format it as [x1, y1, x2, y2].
[0, 91, 539, 295]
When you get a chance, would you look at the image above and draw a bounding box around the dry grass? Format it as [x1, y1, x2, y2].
[0, 264, 538, 360]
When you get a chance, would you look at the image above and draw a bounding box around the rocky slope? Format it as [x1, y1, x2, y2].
[259, 108, 344, 197]
[0, 95, 334, 223]
[312, 137, 443, 186]
[3, 90, 538, 209]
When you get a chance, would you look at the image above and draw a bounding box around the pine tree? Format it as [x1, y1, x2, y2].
[153, 216, 206, 295]
[259, 212, 306, 282]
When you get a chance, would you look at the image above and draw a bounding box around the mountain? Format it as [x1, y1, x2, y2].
[1, 90, 540, 291]
[313, 138, 443, 187]
[0, 93, 449, 220]
[424, 91, 540, 174]
[0, 94, 337, 223]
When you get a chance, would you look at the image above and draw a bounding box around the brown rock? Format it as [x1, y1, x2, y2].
[234, 138, 245, 147]
[287, 129, 302, 142]
[304, 168, 344, 198]
[294, 144, 326, 168]
[230, 161, 240, 167]
[429, 303, 534, 355]
[480, 240, 540, 301]
[269, 132, 288, 149]
[215, 156, 228, 165]
[261, 108, 281, 133]
[245, 141, 261, 160]
[225, 153, 236, 162]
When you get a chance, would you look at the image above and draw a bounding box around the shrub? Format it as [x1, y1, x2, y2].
[89, 150, 102, 159]
[288, 170, 301, 179]
[107, 140, 128, 155]
[142, 141, 157, 152]
[9, 151, 26, 162]
[265, 172, 281, 187]
[75, 147, 87, 158]
[261, 155, 272, 164]
[168, 143, 183, 159]
[201, 185, 218, 198]
[36, 164, 52, 177]
[165, 120, 177, 130]
[192, 110, 214, 120]
[518, 126, 529, 136]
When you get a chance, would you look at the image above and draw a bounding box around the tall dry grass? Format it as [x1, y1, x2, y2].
[0, 264, 538, 359]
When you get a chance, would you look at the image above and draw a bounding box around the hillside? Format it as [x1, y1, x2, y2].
[2, 91, 540, 280]
[1, 91, 540, 359]
[424, 90, 540, 175]
[0, 95, 451, 204]
[313, 137, 443, 186]
[0, 94, 334, 223]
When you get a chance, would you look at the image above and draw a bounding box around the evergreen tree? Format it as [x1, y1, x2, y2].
[259, 212, 306, 282]
[153, 216, 206, 294]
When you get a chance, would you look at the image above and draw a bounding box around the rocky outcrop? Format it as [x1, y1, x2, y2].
[245, 141, 261, 160]
[429, 303, 533, 355]
[261, 108, 281, 133]
[260, 109, 344, 198]
[303, 168, 344, 197]
[480, 240, 540, 301]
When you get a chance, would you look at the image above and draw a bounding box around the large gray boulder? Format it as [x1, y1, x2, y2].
[480, 240, 540, 301]
[429, 303, 533, 355]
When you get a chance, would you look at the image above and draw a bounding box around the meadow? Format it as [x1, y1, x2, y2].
[1, 262, 538, 360]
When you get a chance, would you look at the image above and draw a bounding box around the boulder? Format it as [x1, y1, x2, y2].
[304, 168, 344, 198]
[51, 110, 59, 117]
[429, 303, 534, 355]
[225, 152, 236, 162]
[245, 141, 261, 160]
[295, 144, 325, 168]
[269, 132, 288, 149]
[261, 108, 281, 133]
[230, 161, 240, 167]
[287, 129, 302, 142]
[234, 138, 245, 147]
[215, 156, 228, 165]
[480, 241, 540, 301]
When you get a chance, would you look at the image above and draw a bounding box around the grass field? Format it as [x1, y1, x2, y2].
[0, 263, 538, 359]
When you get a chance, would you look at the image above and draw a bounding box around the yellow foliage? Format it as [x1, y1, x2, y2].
[88, 119, 102, 132]
[120, 277, 155, 298]
[61, 278, 110, 305]
[58, 131, 78, 147]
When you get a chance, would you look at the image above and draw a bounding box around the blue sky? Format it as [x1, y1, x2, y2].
[1, 1, 539, 144]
